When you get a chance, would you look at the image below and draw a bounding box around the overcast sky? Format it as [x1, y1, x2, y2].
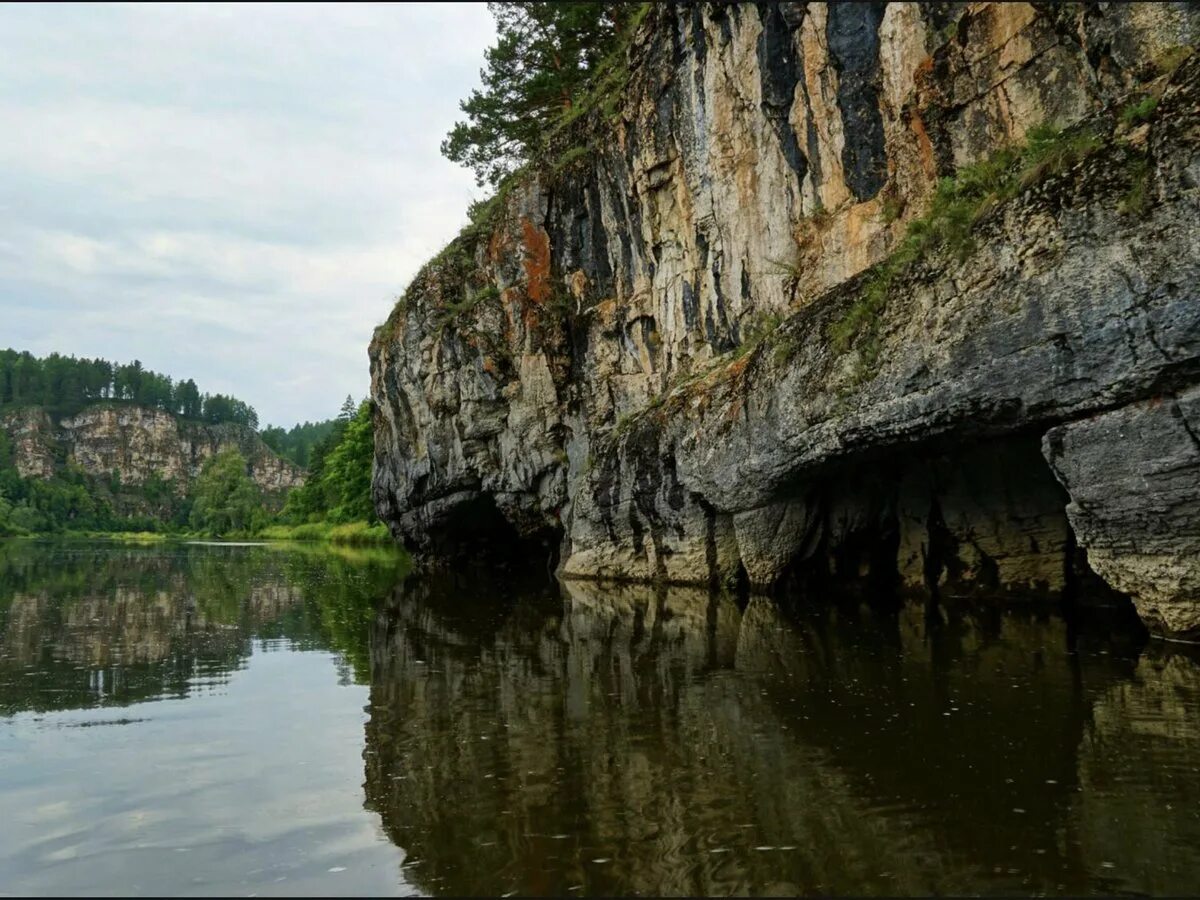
[0, 3, 495, 427]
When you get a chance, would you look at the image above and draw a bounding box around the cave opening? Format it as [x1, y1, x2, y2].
[419, 493, 563, 577]
[764, 431, 1143, 630]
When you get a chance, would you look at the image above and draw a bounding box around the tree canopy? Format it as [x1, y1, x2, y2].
[281, 399, 375, 525]
[0, 348, 258, 428]
[189, 449, 264, 536]
[259, 419, 337, 468]
[442, 2, 638, 186]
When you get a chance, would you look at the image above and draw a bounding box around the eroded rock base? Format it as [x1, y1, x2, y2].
[1046, 387, 1200, 640]
[729, 435, 1134, 624]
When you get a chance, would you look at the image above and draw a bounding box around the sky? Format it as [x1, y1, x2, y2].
[0, 3, 496, 427]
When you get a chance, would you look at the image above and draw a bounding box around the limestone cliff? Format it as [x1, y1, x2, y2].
[1, 403, 303, 503]
[370, 3, 1200, 636]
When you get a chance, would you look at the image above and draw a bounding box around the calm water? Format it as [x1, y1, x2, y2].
[1, 542, 1198, 896]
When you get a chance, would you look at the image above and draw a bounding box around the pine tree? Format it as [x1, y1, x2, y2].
[441, 2, 632, 186]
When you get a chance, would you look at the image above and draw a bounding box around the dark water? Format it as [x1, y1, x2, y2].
[2, 542, 1199, 896]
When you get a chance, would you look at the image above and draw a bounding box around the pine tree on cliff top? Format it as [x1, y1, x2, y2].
[442, 1, 632, 186]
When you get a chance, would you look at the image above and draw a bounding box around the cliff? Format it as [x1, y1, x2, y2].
[1, 403, 303, 508]
[370, 3, 1200, 637]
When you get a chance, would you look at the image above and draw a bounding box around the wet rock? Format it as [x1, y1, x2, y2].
[1044, 387, 1200, 639]
[896, 441, 1071, 598]
[734, 497, 821, 588]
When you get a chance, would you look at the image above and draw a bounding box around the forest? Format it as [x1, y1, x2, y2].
[0, 348, 259, 427]
[260, 418, 338, 468]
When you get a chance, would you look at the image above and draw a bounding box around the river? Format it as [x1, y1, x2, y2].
[1, 540, 1197, 895]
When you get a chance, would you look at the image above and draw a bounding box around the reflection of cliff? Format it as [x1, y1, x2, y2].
[0, 584, 293, 669]
[364, 578, 1200, 896]
[0, 542, 402, 715]
[1074, 645, 1200, 896]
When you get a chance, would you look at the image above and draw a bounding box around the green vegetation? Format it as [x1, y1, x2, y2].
[735, 311, 784, 359]
[553, 144, 593, 173]
[0, 376, 389, 548]
[1152, 44, 1193, 78]
[0, 430, 170, 536]
[1, 348, 258, 427]
[829, 121, 1103, 369]
[765, 256, 805, 282]
[1119, 155, 1154, 216]
[258, 521, 392, 546]
[259, 419, 337, 467]
[188, 449, 266, 536]
[256, 396, 386, 545]
[879, 193, 905, 225]
[279, 396, 377, 530]
[1120, 94, 1160, 127]
[441, 2, 647, 186]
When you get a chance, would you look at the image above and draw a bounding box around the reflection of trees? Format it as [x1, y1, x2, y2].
[363, 579, 1200, 897]
[0, 541, 406, 714]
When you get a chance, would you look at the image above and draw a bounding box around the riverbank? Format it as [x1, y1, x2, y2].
[0, 520, 397, 549]
[256, 521, 393, 546]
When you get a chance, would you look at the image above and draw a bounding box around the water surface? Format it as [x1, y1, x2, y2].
[2, 541, 1199, 896]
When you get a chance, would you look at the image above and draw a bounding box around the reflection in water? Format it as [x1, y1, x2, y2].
[0, 540, 411, 897]
[0, 541, 398, 715]
[3, 542, 1200, 896]
[364, 577, 1200, 897]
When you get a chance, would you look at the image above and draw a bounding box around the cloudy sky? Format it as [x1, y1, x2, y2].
[0, 3, 495, 427]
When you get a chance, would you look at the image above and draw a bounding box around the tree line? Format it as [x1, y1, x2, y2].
[259, 418, 337, 468]
[162, 395, 375, 537]
[0, 349, 258, 428]
[278, 396, 374, 525]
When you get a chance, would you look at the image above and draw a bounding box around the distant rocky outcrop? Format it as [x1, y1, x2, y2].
[1, 403, 303, 501]
[370, 3, 1200, 637]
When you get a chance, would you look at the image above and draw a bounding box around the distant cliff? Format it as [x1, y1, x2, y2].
[2, 403, 303, 508]
[371, 3, 1200, 637]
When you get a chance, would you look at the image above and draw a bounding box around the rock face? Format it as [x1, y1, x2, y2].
[370, 4, 1200, 636]
[1045, 388, 1200, 639]
[1, 404, 303, 500]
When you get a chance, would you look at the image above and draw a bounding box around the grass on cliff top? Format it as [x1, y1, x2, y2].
[829, 121, 1103, 366]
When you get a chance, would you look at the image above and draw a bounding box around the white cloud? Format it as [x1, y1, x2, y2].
[0, 2, 495, 426]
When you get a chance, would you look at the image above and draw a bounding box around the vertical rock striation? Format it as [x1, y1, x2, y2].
[371, 3, 1200, 636]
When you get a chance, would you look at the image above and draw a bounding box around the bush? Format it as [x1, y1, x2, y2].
[256, 520, 392, 547]
[1120, 95, 1159, 127]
